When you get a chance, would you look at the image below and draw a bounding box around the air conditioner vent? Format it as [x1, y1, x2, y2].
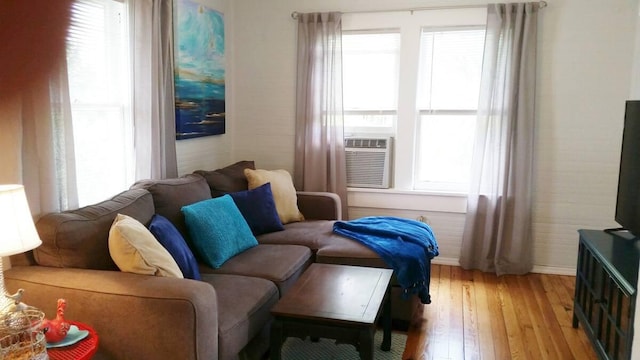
[344, 137, 393, 189]
[344, 138, 388, 149]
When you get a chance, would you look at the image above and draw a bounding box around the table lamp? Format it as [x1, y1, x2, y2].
[0, 184, 42, 315]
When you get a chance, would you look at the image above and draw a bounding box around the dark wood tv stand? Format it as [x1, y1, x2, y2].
[573, 229, 639, 359]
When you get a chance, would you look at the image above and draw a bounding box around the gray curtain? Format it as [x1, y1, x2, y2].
[460, 2, 539, 275]
[294, 12, 348, 218]
[130, 0, 178, 180]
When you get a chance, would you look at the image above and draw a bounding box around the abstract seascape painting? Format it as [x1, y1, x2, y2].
[174, 0, 225, 139]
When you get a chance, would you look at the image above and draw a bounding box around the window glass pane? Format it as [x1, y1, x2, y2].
[417, 29, 485, 110]
[343, 31, 400, 129]
[67, 0, 128, 105]
[67, 0, 132, 206]
[416, 114, 475, 188]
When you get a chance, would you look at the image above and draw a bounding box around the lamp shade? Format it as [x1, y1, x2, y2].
[0, 184, 41, 256]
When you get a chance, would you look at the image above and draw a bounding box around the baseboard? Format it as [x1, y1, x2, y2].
[431, 257, 460, 266]
[531, 265, 576, 276]
[431, 257, 576, 276]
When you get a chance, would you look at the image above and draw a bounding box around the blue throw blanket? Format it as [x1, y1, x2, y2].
[333, 216, 439, 304]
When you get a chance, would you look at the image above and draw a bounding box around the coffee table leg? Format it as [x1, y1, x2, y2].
[381, 286, 392, 351]
[358, 327, 375, 360]
[270, 319, 284, 360]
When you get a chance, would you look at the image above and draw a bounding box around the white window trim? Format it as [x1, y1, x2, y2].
[347, 187, 468, 213]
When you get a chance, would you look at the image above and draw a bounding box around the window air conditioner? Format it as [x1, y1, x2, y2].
[344, 137, 393, 189]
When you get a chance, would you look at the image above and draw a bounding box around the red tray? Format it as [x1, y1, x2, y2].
[47, 321, 99, 360]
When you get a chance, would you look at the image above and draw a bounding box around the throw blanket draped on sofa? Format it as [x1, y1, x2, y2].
[333, 216, 439, 304]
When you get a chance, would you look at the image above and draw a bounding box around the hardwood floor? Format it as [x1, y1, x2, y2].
[402, 264, 597, 360]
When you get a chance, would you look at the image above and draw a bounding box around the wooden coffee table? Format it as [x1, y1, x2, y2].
[270, 263, 393, 360]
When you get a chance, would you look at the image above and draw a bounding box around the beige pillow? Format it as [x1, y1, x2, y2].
[244, 168, 304, 224]
[108, 214, 183, 278]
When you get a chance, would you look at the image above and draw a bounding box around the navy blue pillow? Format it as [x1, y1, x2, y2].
[229, 183, 284, 235]
[148, 214, 202, 280]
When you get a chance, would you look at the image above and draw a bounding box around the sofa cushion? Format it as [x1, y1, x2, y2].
[229, 183, 284, 236]
[148, 214, 201, 280]
[200, 273, 278, 360]
[256, 220, 334, 252]
[194, 160, 255, 197]
[257, 220, 387, 267]
[182, 195, 258, 269]
[244, 168, 304, 224]
[33, 188, 155, 270]
[108, 214, 183, 278]
[199, 244, 312, 296]
[130, 174, 211, 242]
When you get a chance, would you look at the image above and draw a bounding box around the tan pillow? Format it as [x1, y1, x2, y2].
[244, 169, 304, 224]
[108, 214, 183, 278]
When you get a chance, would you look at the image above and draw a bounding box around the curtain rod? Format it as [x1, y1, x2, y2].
[291, 1, 547, 19]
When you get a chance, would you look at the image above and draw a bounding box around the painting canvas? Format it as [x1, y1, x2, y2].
[174, 0, 225, 139]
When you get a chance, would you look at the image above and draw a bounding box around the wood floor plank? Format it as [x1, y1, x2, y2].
[471, 270, 496, 360]
[461, 269, 480, 360]
[449, 266, 465, 360]
[431, 265, 452, 359]
[497, 276, 527, 359]
[484, 273, 511, 359]
[504, 275, 541, 359]
[401, 265, 596, 360]
[518, 275, 553, 359]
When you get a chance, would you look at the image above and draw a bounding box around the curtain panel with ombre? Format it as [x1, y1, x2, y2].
[460, 2, 540, 275]
[294, 12, 349, 218]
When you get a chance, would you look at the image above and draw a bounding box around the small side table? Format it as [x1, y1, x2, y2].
[47, 321, 99, 360]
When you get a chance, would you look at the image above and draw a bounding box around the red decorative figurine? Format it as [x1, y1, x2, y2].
[42, 298, 71, 343]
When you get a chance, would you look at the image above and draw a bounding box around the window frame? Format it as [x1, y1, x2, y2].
[341, 9, 487, 194]
[413, 26, 486, 192]
[66, 0, 134, 207]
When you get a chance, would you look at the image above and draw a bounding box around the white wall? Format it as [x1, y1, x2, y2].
[532, 0, 636, 271]
[227, 0, 637, 271]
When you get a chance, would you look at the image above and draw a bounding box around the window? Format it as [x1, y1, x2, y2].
[414, 28, 485, 191]
[342, 10, 487, 193]
[67, 0, 133, 206]
[343, 31, 400, 135]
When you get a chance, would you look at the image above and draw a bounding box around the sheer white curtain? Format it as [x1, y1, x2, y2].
[21, 57, 79, 215]
[460, 3, 540, 275]
[0, 57, 79, 217]
[294, 12, 348, 218]
[130, 0, 178, 180]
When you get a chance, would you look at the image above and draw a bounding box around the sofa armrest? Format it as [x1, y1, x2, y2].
[296, 191, 342, 220]
[5, 266, 218, 360]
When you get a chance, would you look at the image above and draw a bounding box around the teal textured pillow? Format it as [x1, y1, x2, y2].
[181, 195, 258, 268]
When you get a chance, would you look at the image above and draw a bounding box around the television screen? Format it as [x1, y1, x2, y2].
[615, 100, 640, 238]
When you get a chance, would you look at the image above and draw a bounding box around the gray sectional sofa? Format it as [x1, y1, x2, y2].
[5, 161, 421, 359]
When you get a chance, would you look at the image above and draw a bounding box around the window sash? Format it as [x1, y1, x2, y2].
[413, 27, 485, 192]
[342, 30, 400, 132]
[67, 0, 133, 206]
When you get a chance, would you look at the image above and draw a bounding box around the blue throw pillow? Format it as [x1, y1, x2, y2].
[229, 183, 284, 235]
[181, 195, 258, 269]
[148, 214, 202, 280]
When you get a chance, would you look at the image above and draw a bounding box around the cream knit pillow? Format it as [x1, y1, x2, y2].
[108, 213, 183, 278]
[244, 168, 304, 224]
